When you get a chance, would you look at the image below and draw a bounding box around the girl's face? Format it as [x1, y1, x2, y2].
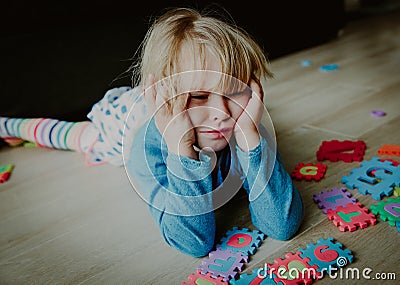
[177, 46, 252, 151]
[187, 88, 251, 151]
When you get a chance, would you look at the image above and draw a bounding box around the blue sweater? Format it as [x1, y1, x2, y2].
[127, 118, 304, 257]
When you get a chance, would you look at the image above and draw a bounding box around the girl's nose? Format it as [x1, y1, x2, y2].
[208, 94, 230, 121]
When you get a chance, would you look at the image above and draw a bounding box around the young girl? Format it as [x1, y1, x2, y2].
[0, 7, 304, 257]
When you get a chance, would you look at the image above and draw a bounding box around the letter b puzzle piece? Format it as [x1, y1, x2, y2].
[327, 202, 377, 232]
[197, 248, 248, 282]
[313, 187, 357, 214]
[216, 227, 265, 256]
[316, 140, 366, 162]
[299, 237, 354, 274]
[291, 163, 327, 181]
[370, 196, 400, 226]
[341, 157, 400, 200]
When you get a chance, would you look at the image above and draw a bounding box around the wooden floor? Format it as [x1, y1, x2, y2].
[1, 9, 400, 285]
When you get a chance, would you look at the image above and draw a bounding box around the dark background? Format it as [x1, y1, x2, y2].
[1, 0, 347, 121]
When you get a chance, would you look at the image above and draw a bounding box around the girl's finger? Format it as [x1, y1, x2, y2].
[249, 78, 264, 102]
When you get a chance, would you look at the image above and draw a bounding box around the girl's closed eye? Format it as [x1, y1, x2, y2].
[189, 92, 210, 101]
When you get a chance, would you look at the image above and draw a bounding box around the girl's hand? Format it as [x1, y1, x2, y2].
[143, 75, 197, 159]
[234, 78, 264, 151]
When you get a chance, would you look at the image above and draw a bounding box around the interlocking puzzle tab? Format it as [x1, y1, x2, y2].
[0, 164, 14, 183]
[299, 237, 354, 275]
[377, 144, 400, 156]
[291, 162, 327, 181]
[313, 187, 357, 214]
[341, 157, 400, 200]
[197, 248, 248, 282]
[316, 140, 366, 162]
[327, 202, 377, 232]
[370, 196, 400, 227]
[216, 227, 265, 256]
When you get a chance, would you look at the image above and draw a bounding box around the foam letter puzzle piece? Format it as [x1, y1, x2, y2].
[197, 248, 248, 282]
[216, 227, 265, 256]
[182, 270, 228, 285]
[313, 187, 357, 213]
[316, 140, 366, 162]
[0, 164, 14, 183]
[291, 162, 327, 181]
[370, 196, 400, 226]
[327, 202, 377, 232]
[377, 144, 400, 156]
[341, 157, 400, 200]
[231, 267, 283, 285]
[299, 237, 353, 274]
[268, 252, 318, 285]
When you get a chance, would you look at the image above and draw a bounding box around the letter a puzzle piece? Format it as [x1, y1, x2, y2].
[197, 248, 248, 282]
[268, 252, 318, 285]
[299, 237, 353, 274]
[313, 187, 357, 213]
[291, 162, 327, 181]
[316, 140, 366, 162]
[182, 270, 229, 285]
[216, 227, 265, 256]
[341, 157, 400, 200]
[370, 196, 400, 226]
[231, 267, 283, 285]
[327, 202, 377, 232]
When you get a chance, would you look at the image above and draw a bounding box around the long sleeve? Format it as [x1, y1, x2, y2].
[126, 118, 216, 257]
[236, 136, 304, 240]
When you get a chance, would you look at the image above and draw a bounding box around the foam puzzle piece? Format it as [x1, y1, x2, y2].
[299, 237, 353, 274]
[319, 64, 339, 72]
[316, 140, 366, 163]
[327, 202, 377, 232]
[313, 187, 357, 214]
[0, 164, 14, 183]
[230, 267, 283, 285]
[197, 248, 248, 282]
[396, 222, 400, 233]
[291, 162, 327, 181]
[341, 157, 400, 200]
[216, 227, 265, 256]
[370, 196, 400, 226]
[370, 110, 386, 117]
[377, 144, 400, 156]
[394, 187, 400, 197]
[268, 252, 318, 285]
[182, 270, 229, 285]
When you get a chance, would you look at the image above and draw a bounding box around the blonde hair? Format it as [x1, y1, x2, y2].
[131, 7, 273, 109]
